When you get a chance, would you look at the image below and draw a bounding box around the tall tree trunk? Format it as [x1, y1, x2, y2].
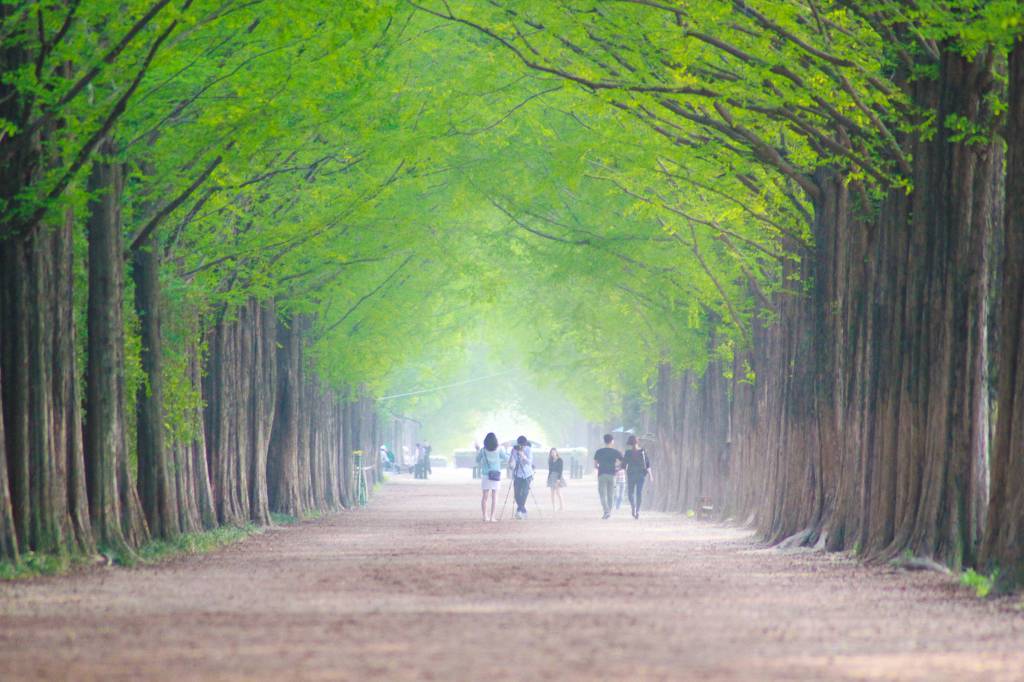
[189, 347, 218, 530]
[649, 47, 1000, 573]
[133, 239, 180, 539]
[1, 234, 33, 549]
[0, 186, 80, 559]
[204, 313, 246, 525]
[893, 49, 999, 568]
[247, 302, 276, 526]
[268, 316, 302, 518]
[0, 24, 94, 559]
[980, 40, 1024, 589]
[0, 1, 35, 557]
[53, 207, 94, 555]
[85, 138, 149, 550]
[0, 330, 17, 562]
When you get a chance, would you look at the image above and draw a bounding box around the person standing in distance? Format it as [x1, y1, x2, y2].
[593, 434, 623, 519]
[509, 435, 535, 519]
[547, 448, 565, 512]
[477, 433, 507, 522]
[623, 435, 653, 519]
[422, 442, 433, 479]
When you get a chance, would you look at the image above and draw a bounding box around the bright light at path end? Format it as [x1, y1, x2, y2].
[469, 408, 552, 449]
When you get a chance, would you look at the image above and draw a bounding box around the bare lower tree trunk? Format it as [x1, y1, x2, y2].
[1, 235, 32, 549]
[248, 302, 276, 525]
[650, 48, 999, 574]
[980, 41, 1024, 589]
[0, 333, 17, 562]
[189, 348, 218, 530]
[133, 240, 180, 539]
[53, 208, 94, 555]
[0, 206, 87, 558]
[85, 138, 149, 550]
[268, 316, 302, 517]
[204, 313, 246, 525]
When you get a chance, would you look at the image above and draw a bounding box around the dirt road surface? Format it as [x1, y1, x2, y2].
[2, 471, 1023, 681]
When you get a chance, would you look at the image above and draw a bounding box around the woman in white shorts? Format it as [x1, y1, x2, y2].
[477, 432, 507, 522]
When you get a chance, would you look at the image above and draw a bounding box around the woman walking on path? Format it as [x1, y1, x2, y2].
[547, 448, 565, 511]
[477, 433, 507, 522]
[623, 435, 652, 519]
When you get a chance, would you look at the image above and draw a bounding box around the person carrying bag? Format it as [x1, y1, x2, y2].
[477, 432, 507, 522]
[623, 435, 653, 519]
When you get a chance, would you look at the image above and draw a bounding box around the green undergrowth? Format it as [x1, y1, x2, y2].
[4, 505, 361, 579]
[269, 509, 325, 526]
[270, 511, 300, 525]
[112, 524, 262, 567]
[0, 551, 80, 580]
[960, 568, 999, 598]
[0, 524, 262, 580]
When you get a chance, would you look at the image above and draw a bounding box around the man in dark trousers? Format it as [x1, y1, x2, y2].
[593, 434, 623, 519]
[422, 442, 433, 479]
[413, 443, 424, 479]
[508, 435, 534, 519]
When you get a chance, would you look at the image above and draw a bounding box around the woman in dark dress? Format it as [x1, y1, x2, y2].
[547, 448, 565, 512]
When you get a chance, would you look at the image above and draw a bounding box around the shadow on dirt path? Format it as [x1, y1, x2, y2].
[1, 470, 1023, 681]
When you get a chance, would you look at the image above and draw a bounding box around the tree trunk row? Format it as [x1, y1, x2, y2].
[1, 181, 379, 559]
[648, 48, 1023, 581]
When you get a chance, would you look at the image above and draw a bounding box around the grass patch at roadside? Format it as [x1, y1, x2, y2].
[114, 524, 262, 567]
[1, 524, 263, 579]
[270, 511, 299, 525]
[0, 551, 79, 580]
[270, 509, 325, 526]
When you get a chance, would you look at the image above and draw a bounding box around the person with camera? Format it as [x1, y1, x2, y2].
[476, 432, 507, 522]
[508, 435, 534, 520]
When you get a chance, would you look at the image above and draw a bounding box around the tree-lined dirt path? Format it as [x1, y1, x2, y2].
[2, 473, 1023, 681]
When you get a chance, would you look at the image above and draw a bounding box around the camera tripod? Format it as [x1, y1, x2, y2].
[499, 447, 543, 521]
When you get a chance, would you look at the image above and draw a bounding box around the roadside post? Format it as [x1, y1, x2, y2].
[354, 450, 368, 507]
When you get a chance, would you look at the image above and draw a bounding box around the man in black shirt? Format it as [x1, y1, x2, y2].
[593, 434, 623, 519]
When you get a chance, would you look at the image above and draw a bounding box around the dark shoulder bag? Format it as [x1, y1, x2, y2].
[486, 452, 501, 481]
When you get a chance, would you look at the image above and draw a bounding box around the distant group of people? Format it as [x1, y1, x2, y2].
[379, 443, 433, 477]
[413, 442, 432, 479]
[474, 431, 650, 522]
[475, 433, 569, 522]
